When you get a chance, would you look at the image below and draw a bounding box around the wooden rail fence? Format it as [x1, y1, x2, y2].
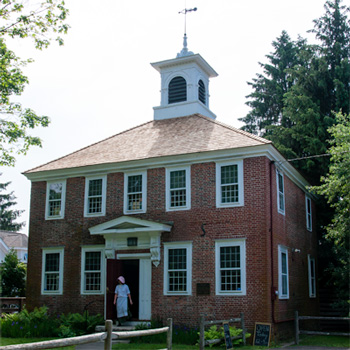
[198, 313, 246, 350]
[294, 311, 350, 345]
[0, 297, 26, 314]
[0, 318, 173, 350]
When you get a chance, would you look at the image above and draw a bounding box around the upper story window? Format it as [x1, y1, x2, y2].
[308, 255, 316, 298]
[278, 245, 289, 299]
[41, 248, 64, 295]
[166, 167, 191, 211]
[216, 160, 244, 208]
[124, 172, 147, 214]
[198, 79, 206, 105]
[306, 195, 312, 231]
[81, 247, 104, 295]
[276, 169, 285, 215]
[164, 242, 192, 295]
[84, 176, 107, 217]
[168, 76, 187, 104]
[46, 180, 66, 220]
[215, 239, 246, 295]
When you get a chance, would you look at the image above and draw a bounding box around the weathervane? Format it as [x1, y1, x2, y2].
[177, 7, 197, 58]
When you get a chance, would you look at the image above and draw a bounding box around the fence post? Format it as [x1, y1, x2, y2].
[104, 319, 113, 350]
[199, 315, 205, 350]
[167, 318, 173, 350]
[294, 311, 299, 345]
[240, 312, 246, 345]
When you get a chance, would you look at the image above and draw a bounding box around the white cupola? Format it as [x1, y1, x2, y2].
[151, 34, 218, 120]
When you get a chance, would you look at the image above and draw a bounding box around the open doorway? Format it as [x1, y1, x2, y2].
[106, 259, 139, 321]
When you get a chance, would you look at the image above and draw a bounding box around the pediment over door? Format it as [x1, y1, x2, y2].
[89, 216, 172, 266]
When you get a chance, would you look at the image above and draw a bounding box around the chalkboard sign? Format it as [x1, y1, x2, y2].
[223, 322, 233, 350]
[253, 322, 271, 346]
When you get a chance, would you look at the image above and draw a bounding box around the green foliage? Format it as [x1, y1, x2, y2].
[0, 0, 69, 166]
[200, 325, 251, 348]
[0, 306, 104, 338]
[0, 248, 26, 296]
[310, 112, 350, 313]
[0, 174, 24, 230]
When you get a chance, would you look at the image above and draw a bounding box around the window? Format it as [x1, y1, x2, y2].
[198, 79, 206, 105]
[164, 242, 192, 295]
[215, 239, 246, 295]
[84, 176, 106, 217]
[308, 255, 316, 298]
[276, 170, 285, 214]
[166, 167, 191, 211]
[168, 76, 187, 104]
[216, 160, 244, 208]
[306, 196, 312, 231]
[124, 172, 147, 214]
[41, 248, 64, 295]
[45, 180, 66, 219]
[278, 246, 289, 299]
[81, 247, 104, 295]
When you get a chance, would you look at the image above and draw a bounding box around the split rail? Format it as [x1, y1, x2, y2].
[0, 318, 173, 350]
[294, 311, 350, 344]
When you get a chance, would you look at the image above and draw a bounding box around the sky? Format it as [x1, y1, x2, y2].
[2, 0, 327, 234]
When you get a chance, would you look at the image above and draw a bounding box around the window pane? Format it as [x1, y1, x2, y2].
[222, 184, 239, 203]
[127, 175, 143, 210]
[221, 165, 238, 184]
[88, 197, 102, 213]
[220, 246, 241, 291]
[49, 200, 62, 216]
[220, 246, 240, 268]
[45, 273, 59, 291]
[128, 175, 142, 193]
[49, 183, 62, 200]
[281, 252, 287, 274]
[170, 170, 186, 189]
[45, 253, 59, 272]
[168, 248, 186, 270]
[85, 252, 101, 271]
[85, 272, 101, 291]
[221, 165, 239, 203]
[221, 270, 241, 291]
[169, 271, 187, 291]
[89, 179, 102, 196]
[170, 170, 187, 207]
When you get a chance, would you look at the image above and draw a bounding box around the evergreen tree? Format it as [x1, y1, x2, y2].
[0, 175, 24, 231]
[0, 249, 26, 297]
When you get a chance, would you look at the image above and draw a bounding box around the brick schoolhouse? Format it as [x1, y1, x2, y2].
[23, 40, 319, 338]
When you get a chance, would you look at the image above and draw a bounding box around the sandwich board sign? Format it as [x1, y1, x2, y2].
[253, 322, 271, 347]
[223, 322, 233, 350]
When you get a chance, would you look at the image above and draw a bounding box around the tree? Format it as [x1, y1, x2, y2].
[0, 174, 24, 231]
[310, 112, 350, 312]
[0, 248, 26, 297]
[0, 0, 69, 166]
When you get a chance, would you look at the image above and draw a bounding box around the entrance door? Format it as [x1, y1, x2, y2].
[106, 259, 139, 321]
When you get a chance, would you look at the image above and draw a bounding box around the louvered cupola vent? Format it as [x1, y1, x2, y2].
[198, 79, 206, 105]
[168, 76, 187, 104]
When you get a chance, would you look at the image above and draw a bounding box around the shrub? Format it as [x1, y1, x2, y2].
[200, 324, 251, 347]
[0, 306, 104, 338]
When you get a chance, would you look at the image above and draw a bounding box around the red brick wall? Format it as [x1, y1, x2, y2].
[26, 156, 318, 338]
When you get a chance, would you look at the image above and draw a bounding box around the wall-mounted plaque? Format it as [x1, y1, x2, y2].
[197, 283, 210, 295]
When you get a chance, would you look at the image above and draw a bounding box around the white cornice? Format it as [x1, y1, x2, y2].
[23, 144, 311, 193]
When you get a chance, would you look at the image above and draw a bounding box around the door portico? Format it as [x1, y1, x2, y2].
[89, 216, 172, 320]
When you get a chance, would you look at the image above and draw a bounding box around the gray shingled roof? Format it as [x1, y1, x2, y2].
[0, 231, 28, 248]
[25, 114, 271, 174]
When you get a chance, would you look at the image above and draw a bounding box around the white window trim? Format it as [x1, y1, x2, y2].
[163, 242, 192, 296]
[41, 248, 64, 295]
[276, 169, 285, 215]
[166, 166, 191, 211]
[81, 246, 105, 295]
[84, 175, 107, 217]
[215, 239, 246, 296]
[278, 245, 289, 299]
[308, 255, 316, 298]
[306, 195, 312, 231]
[45, 180, 66, 220]
[124, 171, 147, 214]
[216, 160, 244, 208]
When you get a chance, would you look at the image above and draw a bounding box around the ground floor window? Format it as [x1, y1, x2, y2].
[308, 255, 316, 298]
[41, 248, 64, 295]
[81, 247, 105, 294]
[278, 245, 289, 299]
[215, 239, 246, 295]
[163, 242, 192, 295]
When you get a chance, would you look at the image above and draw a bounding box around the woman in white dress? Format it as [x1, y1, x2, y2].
[113, 276, 133, 325]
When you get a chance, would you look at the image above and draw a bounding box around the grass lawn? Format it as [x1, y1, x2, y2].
[297, 334, 350, 348]
[0, 337, 75, 349]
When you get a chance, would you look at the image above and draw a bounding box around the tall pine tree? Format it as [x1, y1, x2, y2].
[0, 175, 24, 231]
